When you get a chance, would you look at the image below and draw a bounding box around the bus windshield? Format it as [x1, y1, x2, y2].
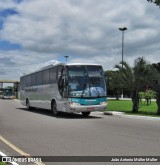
[4, 88, 13, 95]
[67, 65, 106, 98]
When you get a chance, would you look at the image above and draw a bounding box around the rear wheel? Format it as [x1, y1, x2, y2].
[26, 99, 31, 110]
[82, 112, 91, 117]
[51, 101, 59, 116]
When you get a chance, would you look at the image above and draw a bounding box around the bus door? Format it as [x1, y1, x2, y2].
[57, 66, 68, 112]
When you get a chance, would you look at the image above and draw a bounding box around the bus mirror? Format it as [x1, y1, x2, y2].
[58, 73, 62, 79]
[65, 78, 68, 86]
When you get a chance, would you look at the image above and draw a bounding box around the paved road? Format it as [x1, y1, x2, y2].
[0, 99, 160, 165]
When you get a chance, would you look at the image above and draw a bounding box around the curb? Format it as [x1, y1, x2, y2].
[103, 111, 160, 121]
[104, 111, 124, 116]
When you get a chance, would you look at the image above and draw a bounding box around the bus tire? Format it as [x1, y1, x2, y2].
[26, 99, 31, 110]
[82, 112, 91, 117]
[51, 100, 59, 116]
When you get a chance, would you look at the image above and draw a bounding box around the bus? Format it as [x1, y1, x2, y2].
[1, 88, 13, 99]
[20, 63, 107, 116]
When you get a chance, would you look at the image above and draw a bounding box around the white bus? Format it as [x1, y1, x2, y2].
[20, 63, 107, 116]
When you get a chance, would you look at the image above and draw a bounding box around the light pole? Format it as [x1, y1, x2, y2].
[64, 56, 69, 62]
[119, 27, 127, 69]
[119, 27, 127, 99]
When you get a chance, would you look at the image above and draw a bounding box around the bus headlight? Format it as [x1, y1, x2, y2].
[69, 102, 81, 106]
[100, 102, 106, 105]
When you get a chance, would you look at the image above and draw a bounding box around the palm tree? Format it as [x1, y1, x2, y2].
[145, 63, 160, 115]
[147, 0, 160, 7]
[105, 70, 122, 100]
[115, 57, 148, 113]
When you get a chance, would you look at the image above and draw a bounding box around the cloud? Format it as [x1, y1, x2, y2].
[0, 0, 160, 80]
[0, 0, 141, 54]
[0, 57, 16, 65]
[0, 0, 17, 10]
[0, 67, 6, 75]
[0, 50, 60, 80]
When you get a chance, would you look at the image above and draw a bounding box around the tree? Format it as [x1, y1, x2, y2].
[139, 90, 156, 106]
[115, 57, 148, 113]
[145, 63, 160, 115]
[147, 0, 160, 6]
[105, 70, 122, 100]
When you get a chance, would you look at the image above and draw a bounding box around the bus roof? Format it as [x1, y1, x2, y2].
[39, 62, 102, 72]
[21, 62, 102, 77]
[65, 63, 101, 66]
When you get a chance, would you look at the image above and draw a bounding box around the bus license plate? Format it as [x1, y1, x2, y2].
[87, 107, 94, 111]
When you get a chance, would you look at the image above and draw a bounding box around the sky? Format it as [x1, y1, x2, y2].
[0, 0, 160, 81]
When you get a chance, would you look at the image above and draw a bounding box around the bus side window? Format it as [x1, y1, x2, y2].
[26, 75, 31, 87]
[49, 67, 57, 83]
[36, 72, 42, 85]
[43, 69, 49, 84]
[31, 73, 36, 86]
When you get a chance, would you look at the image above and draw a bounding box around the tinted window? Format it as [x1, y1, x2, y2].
[49, 67, 57, 83]
[20, 77, 25, 88]
[43, 69, 49, 84]
[26, 75, 31, 87]
[36, 72, 42, 85]
[31, 73, 36, 86]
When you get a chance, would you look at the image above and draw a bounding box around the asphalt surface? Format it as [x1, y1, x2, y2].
[0, 99, 160, 165]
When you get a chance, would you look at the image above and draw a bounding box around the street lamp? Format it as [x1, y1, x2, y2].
[64, 56, 69, 62]
[119, 27, 127, 69]
[119, 27, 127, 99]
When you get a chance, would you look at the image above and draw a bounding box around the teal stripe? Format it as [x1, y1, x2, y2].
[69, 97, 107, 105]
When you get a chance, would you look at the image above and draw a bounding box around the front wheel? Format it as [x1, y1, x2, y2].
[82, 112, 91, 117]
[51, 101, 59, 116]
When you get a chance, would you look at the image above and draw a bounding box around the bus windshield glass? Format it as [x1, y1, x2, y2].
[67, 65, 106, 98]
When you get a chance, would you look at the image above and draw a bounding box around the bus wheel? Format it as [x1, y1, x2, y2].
[51, 101, 59, 116]
[82, 112, 91, 117]
[26, 99, 31, 110]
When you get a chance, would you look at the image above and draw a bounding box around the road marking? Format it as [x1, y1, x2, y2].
[0, 135, 45, 165]
[0, 135, 29, 156]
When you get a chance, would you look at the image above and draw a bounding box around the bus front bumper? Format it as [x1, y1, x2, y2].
[2, 96, 12, 99]
[68, 102, 107, 113]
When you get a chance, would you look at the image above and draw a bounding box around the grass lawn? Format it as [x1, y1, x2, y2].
[107, 99, 160, 117]
[0, 162, 7, 165]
